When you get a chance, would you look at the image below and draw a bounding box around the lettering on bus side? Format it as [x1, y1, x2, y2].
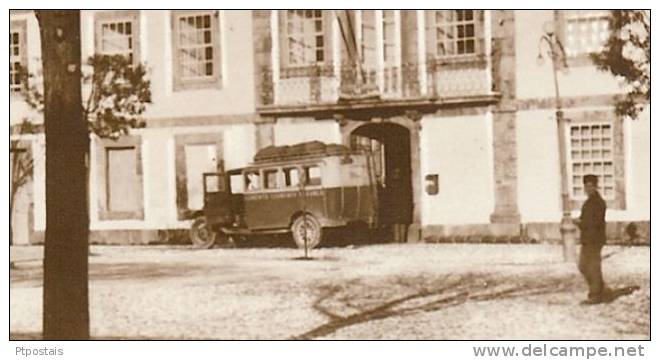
[245, 189, 324, 201]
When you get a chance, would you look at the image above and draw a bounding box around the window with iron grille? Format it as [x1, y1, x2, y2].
[564, 10, 610, 57]
[9, 22, 26, 93]
[569, 122, 615, 199]
[285, 10, 324, 66]
[172, 10, 222, 90]
[430, 10, 477, 57]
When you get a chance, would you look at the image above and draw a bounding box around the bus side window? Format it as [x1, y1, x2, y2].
[284, 167, 300, 187]
[245, 171, 261, 191]
[230, 174, 244, 193]
[205, 174, 222, 193]
[304, 165, 322, 186]
[263, 169, 279, 189]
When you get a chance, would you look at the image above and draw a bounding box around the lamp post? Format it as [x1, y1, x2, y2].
[538, 24, 577, 262]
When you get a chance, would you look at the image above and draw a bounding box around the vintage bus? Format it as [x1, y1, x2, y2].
[190, 141, 378, 249]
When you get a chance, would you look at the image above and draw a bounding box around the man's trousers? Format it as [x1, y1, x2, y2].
[578, 243, 605, 299]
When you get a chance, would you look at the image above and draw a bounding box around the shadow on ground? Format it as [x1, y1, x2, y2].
[291, 273, 641, 340]
[10, 262, 215, 288]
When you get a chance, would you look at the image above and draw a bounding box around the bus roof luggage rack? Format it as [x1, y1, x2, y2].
[254, 141, 356, 163]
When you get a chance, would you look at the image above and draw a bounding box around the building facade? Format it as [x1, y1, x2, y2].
[9, 10, 650, 245]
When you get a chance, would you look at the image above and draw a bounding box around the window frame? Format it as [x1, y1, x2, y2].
[564, 110, 626, 210]
[302, 164, 322, 187]
[10, 19, 28, 95]
[244, 170, 262, 192]
[426, 10, 484, 62]
[262, 168, 281, 190]
[357, 10, 402, 95]
[94, 10, 141, 66]
[171, 10, 223, 91]
[283, 166, 301, 188]
[381, 10, 399, 67]
[556, 10, 611, 67]
[278, 10, 334, 78]
[567, 122, 615, 201]
[283, 10, 325, 67]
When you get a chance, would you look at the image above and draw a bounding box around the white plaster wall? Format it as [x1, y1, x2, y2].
[516, 109, 562, 223]
[29, 136, 46, 231]
[516, 108, 650, 223]
[88, 123, 256, 231]
[143, 10, 257, 119]
[514, 10, 624, 100]
[10, 11, 257, 125]
[610, 106, 650, 221]
[273, 119, 342, 146]
[420, 114, 495, 226]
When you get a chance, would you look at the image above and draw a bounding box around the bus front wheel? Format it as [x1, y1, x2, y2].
[189, 216, 216, 249]
[291, 214, 322, 249]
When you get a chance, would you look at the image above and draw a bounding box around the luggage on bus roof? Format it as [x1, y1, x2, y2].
[253, 141, 353, 163]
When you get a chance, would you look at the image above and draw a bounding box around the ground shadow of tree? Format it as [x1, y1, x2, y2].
[291, 273, 639, 340]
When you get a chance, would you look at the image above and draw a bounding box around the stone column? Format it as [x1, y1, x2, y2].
[251, 10, 273, 106]
[404, 110, 423, 243]
[490, 109, 521, 225]
[489, 10, 521, 235]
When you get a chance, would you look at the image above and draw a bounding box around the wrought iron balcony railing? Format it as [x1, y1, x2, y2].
[259, 56, 492, 108]
[425, 55, 490, 98]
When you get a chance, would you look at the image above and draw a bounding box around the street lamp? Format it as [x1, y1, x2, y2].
[537, 23, 577, 263]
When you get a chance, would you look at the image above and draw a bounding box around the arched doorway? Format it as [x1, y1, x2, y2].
[350, 123, 413, 242]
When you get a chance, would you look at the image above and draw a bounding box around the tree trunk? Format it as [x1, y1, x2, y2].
[36, 10, 89, 340]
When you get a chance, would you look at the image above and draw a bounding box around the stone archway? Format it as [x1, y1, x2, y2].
[339, 115, 422, 242]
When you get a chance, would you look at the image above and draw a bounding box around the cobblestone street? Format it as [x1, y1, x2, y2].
[10, 243, 649, 340]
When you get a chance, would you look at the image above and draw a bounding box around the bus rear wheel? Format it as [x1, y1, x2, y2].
[291, 214, 322, 249]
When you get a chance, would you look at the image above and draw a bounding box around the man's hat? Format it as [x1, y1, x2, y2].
[583, 174, 599, 185]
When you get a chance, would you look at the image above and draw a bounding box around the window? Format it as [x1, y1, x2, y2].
[172, 10, 222, 90]
[569, 123, 615, 199]
[245, 171, 261, 191]
[563, 10, 610, 57]
[10, 20, 27, 93]
[95, 11, 140, 65]
[303, 165, 322, 186]
[230, 174, 244, 194]
[360, 10, 398, 67]
[382, 10, 397, 66]
[429, 10, 477, 57]
[361, 10, 377, 67]
[285, 10, 324, 66]
[284, 167, 300, 187]
[263, 169, 280, 189]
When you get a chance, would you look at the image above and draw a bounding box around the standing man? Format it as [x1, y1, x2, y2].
[575, 174, 610, 304]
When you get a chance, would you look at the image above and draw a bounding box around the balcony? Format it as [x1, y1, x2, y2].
[425, 55, 491, 98]
[258, 58, 498, 116]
